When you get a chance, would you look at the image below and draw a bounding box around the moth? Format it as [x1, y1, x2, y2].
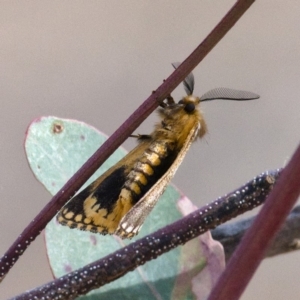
[57, 63, 259, 239]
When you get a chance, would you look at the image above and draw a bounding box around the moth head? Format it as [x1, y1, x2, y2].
[178, 95, 200, 113]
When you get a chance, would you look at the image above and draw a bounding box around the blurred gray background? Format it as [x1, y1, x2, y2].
[0, 1, 299, 299]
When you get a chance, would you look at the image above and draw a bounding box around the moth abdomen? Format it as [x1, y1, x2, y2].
[122, 139, 178, 205]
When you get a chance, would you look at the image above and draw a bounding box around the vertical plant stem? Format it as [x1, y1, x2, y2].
[208, 143, 300, 300]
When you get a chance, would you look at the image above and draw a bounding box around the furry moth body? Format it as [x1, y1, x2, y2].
[57, 63, 259, 239]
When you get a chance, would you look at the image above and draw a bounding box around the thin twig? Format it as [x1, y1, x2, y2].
[11, 170, 279, 300]
[208, 143, 300, 300]
[0, 0, 256, 282]
[212, 205, 300, 261]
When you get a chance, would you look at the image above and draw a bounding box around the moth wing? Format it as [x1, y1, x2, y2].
[57, 139, 152, 235]
[115, 122, 201, 238]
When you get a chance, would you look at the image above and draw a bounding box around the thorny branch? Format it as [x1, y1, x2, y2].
[0, 0, 256, 284]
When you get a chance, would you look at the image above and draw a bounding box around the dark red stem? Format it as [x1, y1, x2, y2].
[208, 143, 300, 300]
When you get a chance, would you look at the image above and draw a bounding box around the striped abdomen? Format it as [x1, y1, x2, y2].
[120, 139, 177, 205]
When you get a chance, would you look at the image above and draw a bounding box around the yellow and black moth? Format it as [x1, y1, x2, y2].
[57, 63, 259, 239]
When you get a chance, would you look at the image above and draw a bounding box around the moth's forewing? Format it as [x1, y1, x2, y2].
[115, 122, 201, 238]
[57, 133, 184, 235]
[57, 139, 152, 234]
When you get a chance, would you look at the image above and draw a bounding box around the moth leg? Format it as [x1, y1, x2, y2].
[159, 94, 175, 108]
[159, 102, 167, 108]
[130, 134, 152, 140]
[166, 94, 175, 105]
